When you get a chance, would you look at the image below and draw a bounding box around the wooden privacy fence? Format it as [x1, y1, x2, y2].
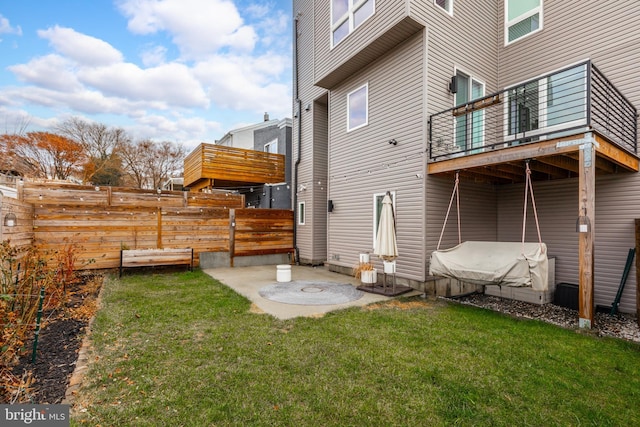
[5, 181, 293, 270]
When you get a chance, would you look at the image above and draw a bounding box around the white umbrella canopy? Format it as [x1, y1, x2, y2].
[374, 192, 398, 261]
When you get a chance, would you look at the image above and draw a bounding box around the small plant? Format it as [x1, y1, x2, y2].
[353, 261, 375, 279]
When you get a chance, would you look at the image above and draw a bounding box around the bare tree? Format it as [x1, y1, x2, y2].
[56, 117, 130, 184]
[120, 139, 186, 189]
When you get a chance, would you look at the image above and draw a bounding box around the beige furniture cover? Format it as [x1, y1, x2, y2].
[429, 241, 549, 291]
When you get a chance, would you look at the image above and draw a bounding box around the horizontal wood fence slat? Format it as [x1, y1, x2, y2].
[2, 182, 293, 271]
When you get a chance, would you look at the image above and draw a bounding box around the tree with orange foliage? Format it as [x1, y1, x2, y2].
[10, 131, 86, 180]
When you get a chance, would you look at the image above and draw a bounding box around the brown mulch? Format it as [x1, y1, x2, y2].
[2, 273, 102, 404]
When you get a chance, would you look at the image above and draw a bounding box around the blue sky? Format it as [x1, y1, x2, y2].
[0, 0, 292, 150]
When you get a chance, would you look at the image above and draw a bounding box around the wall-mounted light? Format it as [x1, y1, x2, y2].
[576, 212, 591, 233]
[388, 139, 397, 146]
[449, 76, 458, 94]
[305, 104, 311, 111]
[328, 199, 334, 212]
[4, 207, 17, 227]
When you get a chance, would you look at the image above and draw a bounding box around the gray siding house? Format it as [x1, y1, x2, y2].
[293, 0, 640, 322]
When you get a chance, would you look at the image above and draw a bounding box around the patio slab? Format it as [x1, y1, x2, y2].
[202, 265, 418, 319]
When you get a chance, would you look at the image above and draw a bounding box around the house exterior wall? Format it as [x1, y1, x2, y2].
[492, 0, 640, 314]
[326, 31, 426, 280]
[296, 0, 640, 313]
[313, 0, 413, 87]
[294, 0, 331, 265]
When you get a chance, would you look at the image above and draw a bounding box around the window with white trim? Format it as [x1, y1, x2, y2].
[373, 191, 395, 246]
[298, 201, 305, 225]
[347, 83, 368, 132]
[331, 0, 375, 47]
[434, 0, 453, 15]
[505, 0, 542, 45]
[264, 139, 278, 154]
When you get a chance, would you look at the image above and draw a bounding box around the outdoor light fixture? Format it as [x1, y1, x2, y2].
[449, 76, 458, 93]
[388, 139, 397, 145]
[4, 207, 17, 227]
[576, 208, 591, 233]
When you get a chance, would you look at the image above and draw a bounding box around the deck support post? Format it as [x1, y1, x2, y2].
[578, 133, 596, 329]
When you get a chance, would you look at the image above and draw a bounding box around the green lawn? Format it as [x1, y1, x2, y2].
[72, 270, 640, 426]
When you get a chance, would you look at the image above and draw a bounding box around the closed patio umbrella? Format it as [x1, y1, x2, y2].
[374, 192, 398, 262]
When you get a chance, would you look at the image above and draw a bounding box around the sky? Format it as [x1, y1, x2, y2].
[0, 0, 292, 151]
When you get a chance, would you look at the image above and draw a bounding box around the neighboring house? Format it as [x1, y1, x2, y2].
[244, 118, 293, 209]
[216, 113, 281, 150]
[184, 117, 293, 210]
[293, 0, 640, 320]
[162, 177, 184, 192]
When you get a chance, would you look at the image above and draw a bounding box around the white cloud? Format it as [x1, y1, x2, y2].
[140, 45, 167, 67]
[193, 53, 290, 117]
[38, 26, 123, 66]
[124, 113, 222, 148]
[78, 62, 209, 108]
[0, 15, 22, 35]
[8, 54, 82, 91]
[118, 0, 257, 60]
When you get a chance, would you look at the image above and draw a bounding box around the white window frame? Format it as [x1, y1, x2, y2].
[298, 201, 305, 225]
[264, 139, 278, 154]
[347, 83, 369, 132]
[331, 0, 375, 48]
[372, 191, 396, 247]
[434, 0, 453, 16]
[505, 0, 543, 46]
[502, 61, 588, 144]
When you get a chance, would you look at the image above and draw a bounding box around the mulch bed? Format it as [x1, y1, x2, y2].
[2, 273, 102, 404]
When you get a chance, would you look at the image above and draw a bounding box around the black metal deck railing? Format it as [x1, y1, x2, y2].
[428, 61, 638, 160]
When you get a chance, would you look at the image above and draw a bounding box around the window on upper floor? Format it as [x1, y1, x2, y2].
[331, 0, 375, 47]
[264, 139, 278, 154]
[434, 0, 453, 15]
[505, 0, 542, 45]
[347, 83, 368, 132]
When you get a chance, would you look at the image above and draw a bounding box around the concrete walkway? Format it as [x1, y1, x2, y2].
[203, 265, 414, 319]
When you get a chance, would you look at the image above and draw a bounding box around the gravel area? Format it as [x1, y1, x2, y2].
[445, 293, 640, 343]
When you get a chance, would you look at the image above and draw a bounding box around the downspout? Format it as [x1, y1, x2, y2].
[293, 13, 302, 264]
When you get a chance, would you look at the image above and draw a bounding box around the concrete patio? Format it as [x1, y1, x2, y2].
[203, 264, 421, 320]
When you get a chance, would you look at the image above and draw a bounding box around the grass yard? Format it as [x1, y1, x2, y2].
[72, 270, 640, 426]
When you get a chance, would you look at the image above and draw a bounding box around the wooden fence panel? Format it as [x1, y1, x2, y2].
[33, 205, 158, 269]
[0, 193, 34, 249]
[5, 183, 291, 271]
[232, 209, 294, 258]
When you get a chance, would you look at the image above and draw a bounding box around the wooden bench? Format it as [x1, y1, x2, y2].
[120, 248, 194, 277]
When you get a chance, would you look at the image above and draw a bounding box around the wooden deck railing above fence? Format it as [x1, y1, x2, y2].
[184, 143, 285, 189]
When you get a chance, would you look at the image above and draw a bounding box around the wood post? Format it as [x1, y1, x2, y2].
[156, 207, 162, 249]
[636, 219, 640, 326]
[578, 135, 596, 328]
[229, 209, 236, 268]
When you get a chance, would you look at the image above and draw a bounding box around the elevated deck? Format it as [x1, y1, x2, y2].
[184, 143, 285, 190]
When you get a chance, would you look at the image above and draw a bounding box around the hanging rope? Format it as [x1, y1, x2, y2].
[521, 160, 543, 254]
[437, 171, 461, 250]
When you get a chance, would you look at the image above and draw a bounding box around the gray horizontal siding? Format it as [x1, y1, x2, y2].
[314, 0, 408, 85]
[295, 0, 330, 262]
[496, 0, 640, 313]
[328, 31, 426, 280]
